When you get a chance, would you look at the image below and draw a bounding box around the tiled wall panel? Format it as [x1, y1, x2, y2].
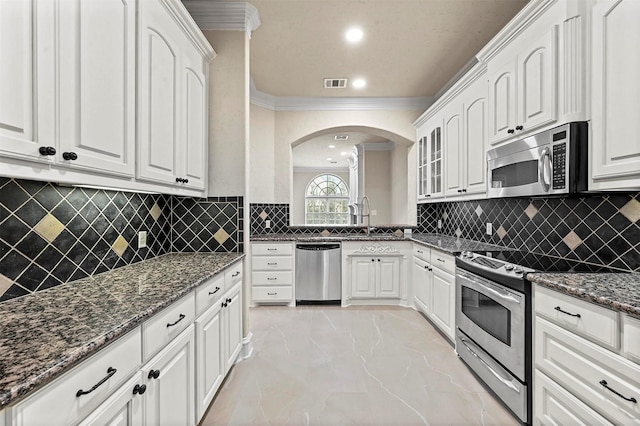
[418, 193, 640, 271]
[0, 178, 244, 302]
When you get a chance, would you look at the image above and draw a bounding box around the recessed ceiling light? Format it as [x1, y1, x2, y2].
[340, 152, 348, 156]
[352, 79, 366, 88]
[328, 145, 336, 149]
[345, 28, 363, 43]
[326, 157, 333, 161]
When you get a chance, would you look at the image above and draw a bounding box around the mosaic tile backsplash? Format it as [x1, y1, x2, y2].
[417, 193, 640, 271]
[0, 178, 243, 302]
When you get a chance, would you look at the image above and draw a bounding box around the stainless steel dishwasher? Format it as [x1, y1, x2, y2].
[295, 242, 341, 302]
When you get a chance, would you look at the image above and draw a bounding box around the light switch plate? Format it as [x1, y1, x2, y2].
[265, 220, 271, 229]
[138, 231, 147, 248]
[486, 223, 492, 235]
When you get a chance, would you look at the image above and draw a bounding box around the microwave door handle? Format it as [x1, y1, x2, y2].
[459, 338, 521, 394]
[539, 147, 551, 192]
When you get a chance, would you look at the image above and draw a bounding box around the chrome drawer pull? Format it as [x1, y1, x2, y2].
[209, 286, 220, 295]
[417, 250, 423, 254]
[554, 306, 581, 318]
[267, 277, 277, 280]
[267, 248, 277, 251]
[599, 380, 637, 403]
[436, 258, 445, 263]
[232, 271, 240, 277]
[267, 292, 277, 295]
[166, 313, 186, 328]
[76, 367, 117, 397]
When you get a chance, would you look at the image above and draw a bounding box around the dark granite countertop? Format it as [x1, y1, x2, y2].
[0, 252, 244, 409]
[528, 272, 640, 317]
[250, 233, 507, 255]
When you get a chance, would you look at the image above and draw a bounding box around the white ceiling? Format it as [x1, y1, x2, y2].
[292, 132, 389, 170]
[246, 0, 528, 98]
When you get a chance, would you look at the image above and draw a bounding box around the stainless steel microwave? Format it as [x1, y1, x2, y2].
[487, 122, 588, 198]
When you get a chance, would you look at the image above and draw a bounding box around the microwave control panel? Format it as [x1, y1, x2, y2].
[551, 129, 567, 190]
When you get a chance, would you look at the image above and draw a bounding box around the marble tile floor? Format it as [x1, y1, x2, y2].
[201, 305, 519, 425]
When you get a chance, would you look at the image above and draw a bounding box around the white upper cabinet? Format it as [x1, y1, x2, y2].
[138, 0, 209, 191]
[488, 26, 557, 145]
[463, 77, 488, 197]
[56, 0, 136, 177]
[590, 0, 640, 190]
[443, 101, 463, 198]
[416, 117, 444, 202]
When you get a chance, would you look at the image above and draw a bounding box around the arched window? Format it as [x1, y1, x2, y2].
[305, 174, 349, 225]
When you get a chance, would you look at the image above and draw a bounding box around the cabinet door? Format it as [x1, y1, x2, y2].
[417, 136, 429, 199]
[517, 27, 557, 134]
[144, 325, 195, 426]
[428, 125, 444, 198]
[591, 0, 640, 189]
[376, 257, 400, 298]
[137, 0, 181, 185]
[57, 0, 136, 176]
[351, 258, 376, 298]
[413, 258, 431, 314]
[0, 0, 40, 161]
[78, 372, 144, 426]
[431, 267, 455, 340]
[463, 80, 488, 196]
[223, 284, 243, 372]
[443, 106, 463, 197]
[488, 60, 517, 145]
[195, 303, 224, 421]
[180, 41, 207, 190]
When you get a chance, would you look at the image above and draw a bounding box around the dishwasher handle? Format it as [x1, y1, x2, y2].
[296, 244, 341, 251]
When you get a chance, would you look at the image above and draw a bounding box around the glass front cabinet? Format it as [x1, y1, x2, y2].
[417, 121, 444, 202]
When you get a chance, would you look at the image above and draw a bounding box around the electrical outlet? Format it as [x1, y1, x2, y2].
[437, 220, 442, 229]
[138, 231, 147, 248]
[371, 210, 377, 216]
[486, 223, 492, 235]
[265, 220, 271, 229]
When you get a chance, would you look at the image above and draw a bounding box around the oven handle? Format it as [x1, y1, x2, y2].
[460, 338, 520, 394]
[538, 146, 551, 192]
[457, 271, 521, 305]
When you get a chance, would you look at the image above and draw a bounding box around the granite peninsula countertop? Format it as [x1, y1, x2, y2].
[0, 252, 244, 409]
[251, 233, 507, 254]
[528, 272, 640, 317]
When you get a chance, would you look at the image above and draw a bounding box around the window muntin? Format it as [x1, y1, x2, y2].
[305, 174, 349, 225]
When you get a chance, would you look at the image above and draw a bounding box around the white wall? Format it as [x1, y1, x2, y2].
[363, 150, 391, 225]
[390, 144, 410, 224]
[249, 104, 276, 202]
[291, 170, 349, 224]
[204, 30, 249, 196]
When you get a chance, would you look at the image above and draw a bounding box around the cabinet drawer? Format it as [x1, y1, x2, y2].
[412, 245, 430, 262]
[225, 261, 243, 288]
[252, 286, 292, 302]
[195, 273, 225, 316]
[535, 316, 640, 424]
[252, 243, 293, 256]
[12, 328, 142, 426]
[252, 256, 293, 270]
[623, 314, 640, 365]
[430, 250, 455, 274]
[535, 285, 619, 349]
[535, 369, 613, 425]
[252, 271, 293, 286]
[143, 293, 195, 360]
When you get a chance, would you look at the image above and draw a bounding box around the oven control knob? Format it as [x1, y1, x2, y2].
[514, 267, 523, 274]
[504, 264, 514, 271]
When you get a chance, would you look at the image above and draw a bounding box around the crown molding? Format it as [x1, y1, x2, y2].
[161, 0, 216, 60]
[250, 87, 433, 112]
[182, 1, 261, 37]
[293, 167, 349, 173]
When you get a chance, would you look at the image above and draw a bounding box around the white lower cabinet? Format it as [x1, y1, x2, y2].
[534, 285, 640, 425]
[251, 242, 294, 305]
[410, 245, 455, 342]
[350, 256, 401, 299]
[77, 372, 144, 426]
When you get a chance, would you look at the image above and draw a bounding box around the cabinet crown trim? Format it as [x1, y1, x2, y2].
[182, 1, 261, 38]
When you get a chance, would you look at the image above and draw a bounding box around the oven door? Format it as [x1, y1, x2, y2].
[455, 269, 525, 381]
[487, 144, 555, 198]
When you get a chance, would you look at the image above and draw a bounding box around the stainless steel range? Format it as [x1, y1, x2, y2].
[455, 251, 533, 424]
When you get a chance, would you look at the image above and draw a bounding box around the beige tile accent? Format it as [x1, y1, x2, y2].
[34, 214, 65, 243]
[496, 225, 507, 240]
[111, 235, 129, 257]
[620, 198, 640, 223]
[214, 228, 230, 244]
[524, 203, 539, 220]
[394, 229, 403, 237]
[442, 211, 449, 220]
[455, 228, 462, 237]
[149, 202, 162, 221]
[0, 274, 13, 297]
[563, 230, 583, 250]
[259, 210, 268, 220]
[475, 205, 483, 217]
[321, 229, 330, 237]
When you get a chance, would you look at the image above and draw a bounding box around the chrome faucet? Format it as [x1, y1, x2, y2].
[360, 195, 372, 235]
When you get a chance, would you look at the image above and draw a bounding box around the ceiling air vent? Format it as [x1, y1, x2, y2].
[334, 135, 349, 141]
[324, 78, 348, 89]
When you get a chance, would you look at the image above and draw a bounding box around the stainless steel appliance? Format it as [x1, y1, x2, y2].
[455, 251, 533, 424]
[295, 242, 341, 302]
[487, 121, 588, 198]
